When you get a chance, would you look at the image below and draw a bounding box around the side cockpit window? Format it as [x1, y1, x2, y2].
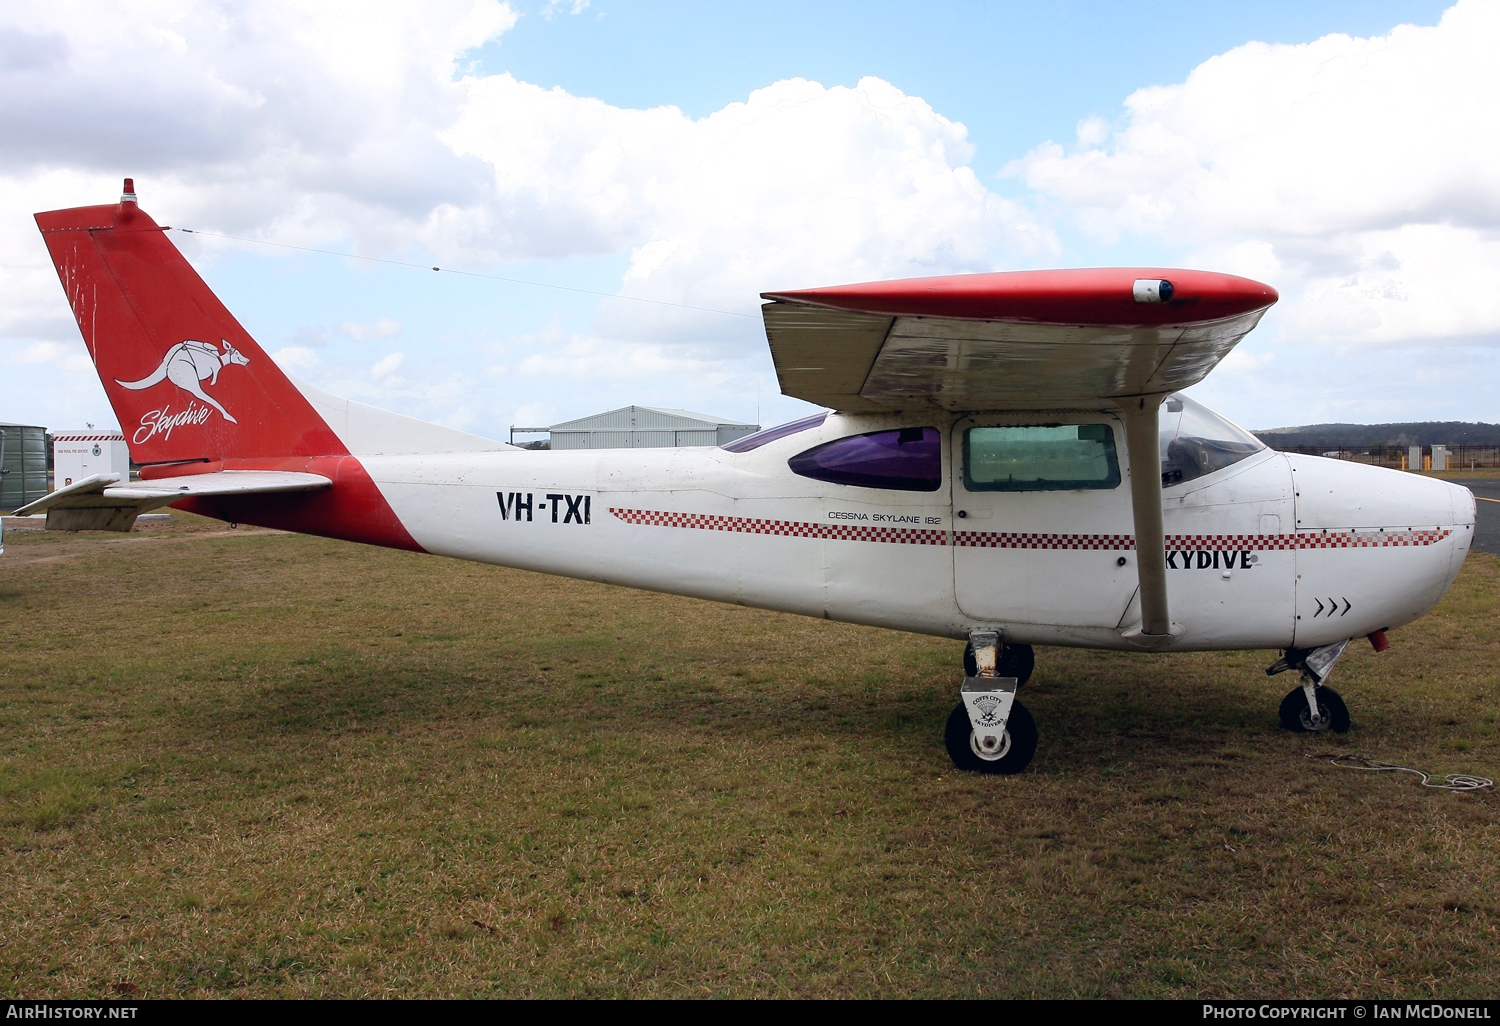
[1159, 394, 1265, 488]
[789, 427, 941, 492]
[964, 424, 1120, 491]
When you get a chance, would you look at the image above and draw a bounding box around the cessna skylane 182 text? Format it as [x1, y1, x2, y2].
[14, 182, 1476, 773]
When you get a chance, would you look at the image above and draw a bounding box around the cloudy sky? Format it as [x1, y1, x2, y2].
[2, 0, 1493, 438]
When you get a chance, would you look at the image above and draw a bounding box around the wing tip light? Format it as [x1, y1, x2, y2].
[1132, 278, 1172, 304]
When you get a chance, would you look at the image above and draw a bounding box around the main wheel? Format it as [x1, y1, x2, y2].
[1278, 685, 1350, 733]
[944, 699, 1038, 774]
[962, 642, 1035, 686]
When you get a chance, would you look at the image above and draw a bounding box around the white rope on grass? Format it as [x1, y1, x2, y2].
[1309, 752, 1494, 792]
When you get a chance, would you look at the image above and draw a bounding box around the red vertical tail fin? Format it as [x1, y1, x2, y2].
[35, 182, 348, 465]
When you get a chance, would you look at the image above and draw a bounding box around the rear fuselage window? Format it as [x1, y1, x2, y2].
[721, 412, 828, 452]
[964, 424, 1120, 491]
[789, 427, 941, 492]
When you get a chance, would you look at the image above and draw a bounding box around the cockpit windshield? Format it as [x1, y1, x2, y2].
[1159, 394, 1265, 488]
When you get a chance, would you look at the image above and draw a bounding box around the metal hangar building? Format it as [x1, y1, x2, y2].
[525, 406, 760, 450]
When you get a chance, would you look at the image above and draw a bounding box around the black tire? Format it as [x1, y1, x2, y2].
[944, 699, 1038, 774]
[1278, 685, 1350, 734]
[962, 642, 1035, 686]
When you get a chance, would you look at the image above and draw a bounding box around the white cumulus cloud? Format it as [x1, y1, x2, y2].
[0, 0, 518, 239]
[339, 317, 403, 341]
[0, 0, 520, 427]
[371, 352, 405, 378]
[446, 74, 1055, 350]
[270, 346, 322, 370]
[1010, 0, 1500, 350]
[0, 1, 1053, 433]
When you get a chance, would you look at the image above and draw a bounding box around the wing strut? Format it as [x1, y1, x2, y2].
[1120, 396, 1173, 639]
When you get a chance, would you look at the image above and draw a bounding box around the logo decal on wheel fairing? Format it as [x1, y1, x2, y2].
[971, 693, 1006, 726]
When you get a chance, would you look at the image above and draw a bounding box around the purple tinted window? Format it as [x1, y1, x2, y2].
[788, 427, 942, 492]
[720, 412, 828, 452]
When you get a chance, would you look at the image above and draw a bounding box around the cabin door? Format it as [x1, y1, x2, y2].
[951, 413, 1141, 629]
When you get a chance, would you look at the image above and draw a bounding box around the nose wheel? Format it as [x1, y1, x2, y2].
[1278, 685, 1350, 733]
[1267, 639, 1355, 734]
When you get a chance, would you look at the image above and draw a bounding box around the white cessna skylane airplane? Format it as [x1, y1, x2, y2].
[16, 182, 1477, 773]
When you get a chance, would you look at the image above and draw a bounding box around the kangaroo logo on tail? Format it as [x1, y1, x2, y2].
[116, 339, 250, 424]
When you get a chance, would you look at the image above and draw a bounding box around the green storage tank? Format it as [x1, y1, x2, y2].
[0, 423, 50, 511]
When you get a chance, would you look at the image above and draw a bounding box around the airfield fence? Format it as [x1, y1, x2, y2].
[1268, 444, 1500, 470]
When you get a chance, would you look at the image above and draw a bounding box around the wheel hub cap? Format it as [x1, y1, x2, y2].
[970, 728, 1012, 761]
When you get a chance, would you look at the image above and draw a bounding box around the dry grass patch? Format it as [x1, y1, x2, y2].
[0, 513, 1496, 997]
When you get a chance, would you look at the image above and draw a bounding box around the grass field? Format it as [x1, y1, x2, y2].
[1, 513, 1497, 998]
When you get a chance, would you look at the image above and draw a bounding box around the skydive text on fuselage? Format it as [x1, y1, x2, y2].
[1170, 550, 1258, 570]
[497, 492, 591, 524]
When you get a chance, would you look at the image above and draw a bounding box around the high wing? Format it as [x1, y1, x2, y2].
[761, 268, 1279, 644]
[16, 471, 332, 532]
[761, 268, 1277, 412]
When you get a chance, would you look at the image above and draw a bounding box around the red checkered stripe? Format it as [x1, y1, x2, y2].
[955, 532, 1136, 550]
[611, 508, 1453, 552]
[955, 529, 1453, 550]
[609, 507, 948, 546]
[1277, 529, 1452, 549]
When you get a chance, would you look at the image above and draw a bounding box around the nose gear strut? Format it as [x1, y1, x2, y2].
[1267, 639, 1352, 733]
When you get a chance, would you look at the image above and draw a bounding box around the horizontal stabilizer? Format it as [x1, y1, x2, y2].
[16, 470, 332, 532]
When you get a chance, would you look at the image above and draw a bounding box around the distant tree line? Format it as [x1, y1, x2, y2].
[1253, 422, 1500, 448]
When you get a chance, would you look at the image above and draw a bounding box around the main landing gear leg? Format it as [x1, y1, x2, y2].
[963, 639, 1035, 685]
[1268, 639, 1352, 734]
[945, 629, 1038, 774]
